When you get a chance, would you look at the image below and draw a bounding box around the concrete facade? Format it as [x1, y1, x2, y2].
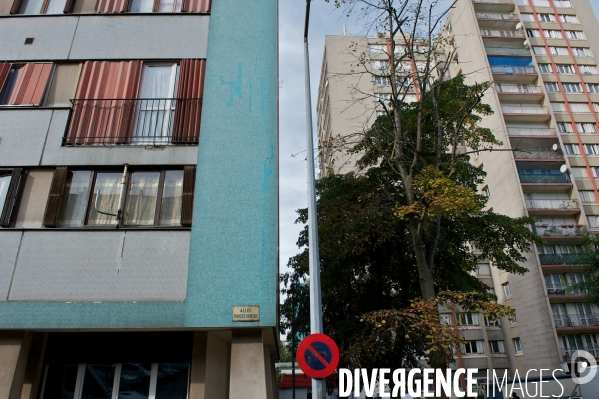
[0, 0, 278, 397]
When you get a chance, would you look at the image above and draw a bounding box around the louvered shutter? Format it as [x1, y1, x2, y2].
[182, 0, 210, 12]
[7, 63, 53, 106]
[43, 167, 68, 228]
[66, 61, 142, 145]
[172, 59, 205, 144]
[0, 63, 11, 92]
[10, 0, 22, 14]
[63, 0, 76, 13]
[0, 168, 24, 228]
[96, 0, 129, 12]
[181, 166, 196, 227]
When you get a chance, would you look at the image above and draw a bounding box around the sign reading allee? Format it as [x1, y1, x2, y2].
[232, 306, 260, 321]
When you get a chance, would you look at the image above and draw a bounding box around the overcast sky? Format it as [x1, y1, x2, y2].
[277, 0, 599, 279]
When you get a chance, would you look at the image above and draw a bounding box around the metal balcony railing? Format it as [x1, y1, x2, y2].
[495, 84, 540, 93]
[525, 199, 578, 209]
[562, 347, 599, 360]
[519, 174, 571, 184]
[491, 66, 537, 74]
[508, 127, 556, 136]
[477, 13, 519, 20]
[64, 98, 202, 145]
[546, 283, 587, 295]
[502, 105, 548, 114]
[554, 313, 599, 327]
[539, 253, 583, 265]
[481, 29, 524, 37]
[515, 149, 563, 159]
[486, 47, 530, 55]
[535, 224, 585, 237]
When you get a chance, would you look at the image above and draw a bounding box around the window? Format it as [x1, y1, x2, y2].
[43, 166, 196, 228]
[538, 13, 556, 22]
[369, 45, 387, 54]
[531, 0, 550, 6]
[563, 83, 583, 93]
[579, 191, 596, 203]
[572, 48, 592, 57]
[577, 123, 597, 133]
[527, 29, 541, 38]
[554, 0, 571, 7]
[565, 31, 586, 40]
[533, 47, 547, 55]
[510, 314, 518, 325]
[502, 282, 511, 298]
[556, 64, 574, 74]
[587, 84, 599, 94]
[584, 144, 599, 155]
[14, 0, 67, 14]
[514, 338, 523, 353]
[489, 340, 505, 354]
[0, 168, 24, 228]
[520, 14, 535, 22]
[0, 63, 52, 106]
[594, 103, 599, 113]
[550, 47, 570, 56]
[485, 316, 501, 327]
[457, 313, 479, 326]
[571, 167, 589, 179]
[440, 313, 453, 325]
[95, 0, 207, 12]
[483, 186, 490, 198]
[371, 60, 389, 70]
[545, 83, 559, 92]
[558, 123, 573, 133]
[374, 92, 391, 102]
[580, 66, 599, 75]
[539, 64, 552, 73]
[544, 30, 563, 39]
[477, 264, 491, 276]
[373, 76, 391, 85]
[65, 59, 204, 145]
[463, 341, 484, 354]
[570, 103, 590, 113]
[588, 216, 599, 228]
[551, 103, 567, 112]
[559, 15, 579, 24]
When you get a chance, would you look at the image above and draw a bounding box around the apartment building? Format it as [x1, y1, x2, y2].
[316, 0, 599, 379]
[0, 0, 278, 398]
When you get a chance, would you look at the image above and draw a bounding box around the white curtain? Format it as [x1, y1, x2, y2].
[88, 173, 121, 225]
[124, 172, 160, 225]
[159, 170, 183, 226]
[59, 171, 92, 227]
[45, 0, 68, 14]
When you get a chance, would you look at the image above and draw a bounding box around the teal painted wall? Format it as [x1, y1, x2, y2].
[0, 0, 278, 329]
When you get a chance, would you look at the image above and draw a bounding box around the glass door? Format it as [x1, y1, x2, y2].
[132, 64, 179, 144]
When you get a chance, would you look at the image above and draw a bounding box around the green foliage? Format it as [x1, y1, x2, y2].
[569, 234, 599, 305]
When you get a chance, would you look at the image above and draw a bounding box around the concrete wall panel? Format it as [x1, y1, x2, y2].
[0, 17, 78, 61]
[41, 110, 198, 166]
[0, 111, 52, 166]
[8, 230, 189, 302]
[0, 232, 21, 302]
[69, 16, 209, 60]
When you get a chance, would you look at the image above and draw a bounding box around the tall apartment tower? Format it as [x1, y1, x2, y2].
[0, 0, 278, 398]
[317, 0, 599, 379]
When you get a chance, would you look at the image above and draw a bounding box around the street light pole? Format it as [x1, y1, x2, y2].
[303, 1, 324, 398]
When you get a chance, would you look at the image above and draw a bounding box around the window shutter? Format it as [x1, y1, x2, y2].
[182, 0, 210, 12]
[172, 59, 205, 144]
[181, 165, 196, 227]
[0, 63, 12, 92]
[43, 167, 68, 228]
[63, 0, 76, 13]
[7, 63, 53, 106]
[10, 0, 22, 14]
[0, 168, 24, 228]
[66, 61, 142, 145]
[96, 0, 130, 12]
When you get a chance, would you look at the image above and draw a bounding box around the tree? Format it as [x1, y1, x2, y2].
[569, 234, 599, 306]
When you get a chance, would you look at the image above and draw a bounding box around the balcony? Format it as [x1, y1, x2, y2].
[519, 174, 571, 184]
[525, 198, 578, 209]
[476, 13, 519, 20]
[486, 47, 530, 56]
[496, 84, 540, 94]
[472, 0, 516, 12]
[502, 104, 548, 114]
[547, 283, 587, 296]
[534, 224, 586, 238]
[64, 98, 202, 146]
[539, 253, 583, 265]
[491, 65, 536, 74]
[514, 149, 563, 161]
[508, 127, 556, 137]
[562, 347, 599, 361]
[555, 313, 599, 328]
[480, 29, 524, 38]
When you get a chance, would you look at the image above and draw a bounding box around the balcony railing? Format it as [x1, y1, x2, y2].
[554, 313, 599, 327]
[525, 199, 578, 209]
[502, 105, 548, 114]
[64, 98, 202, 146]
[496, 84, 540, 93]
[481, 29, 524, 37]
[539, 253, 583, 265]
[477, 13, 519, 20]
[473, 0, 515, 4]
[508, 127, 556, 136]
[486, 47, 530, 56]
[519, 174, 571, 184]
[547, 283, 587, 295]
[562, 347, 599, 360]
[535, 224, 585, 237]
[491, 66, 537, 74]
